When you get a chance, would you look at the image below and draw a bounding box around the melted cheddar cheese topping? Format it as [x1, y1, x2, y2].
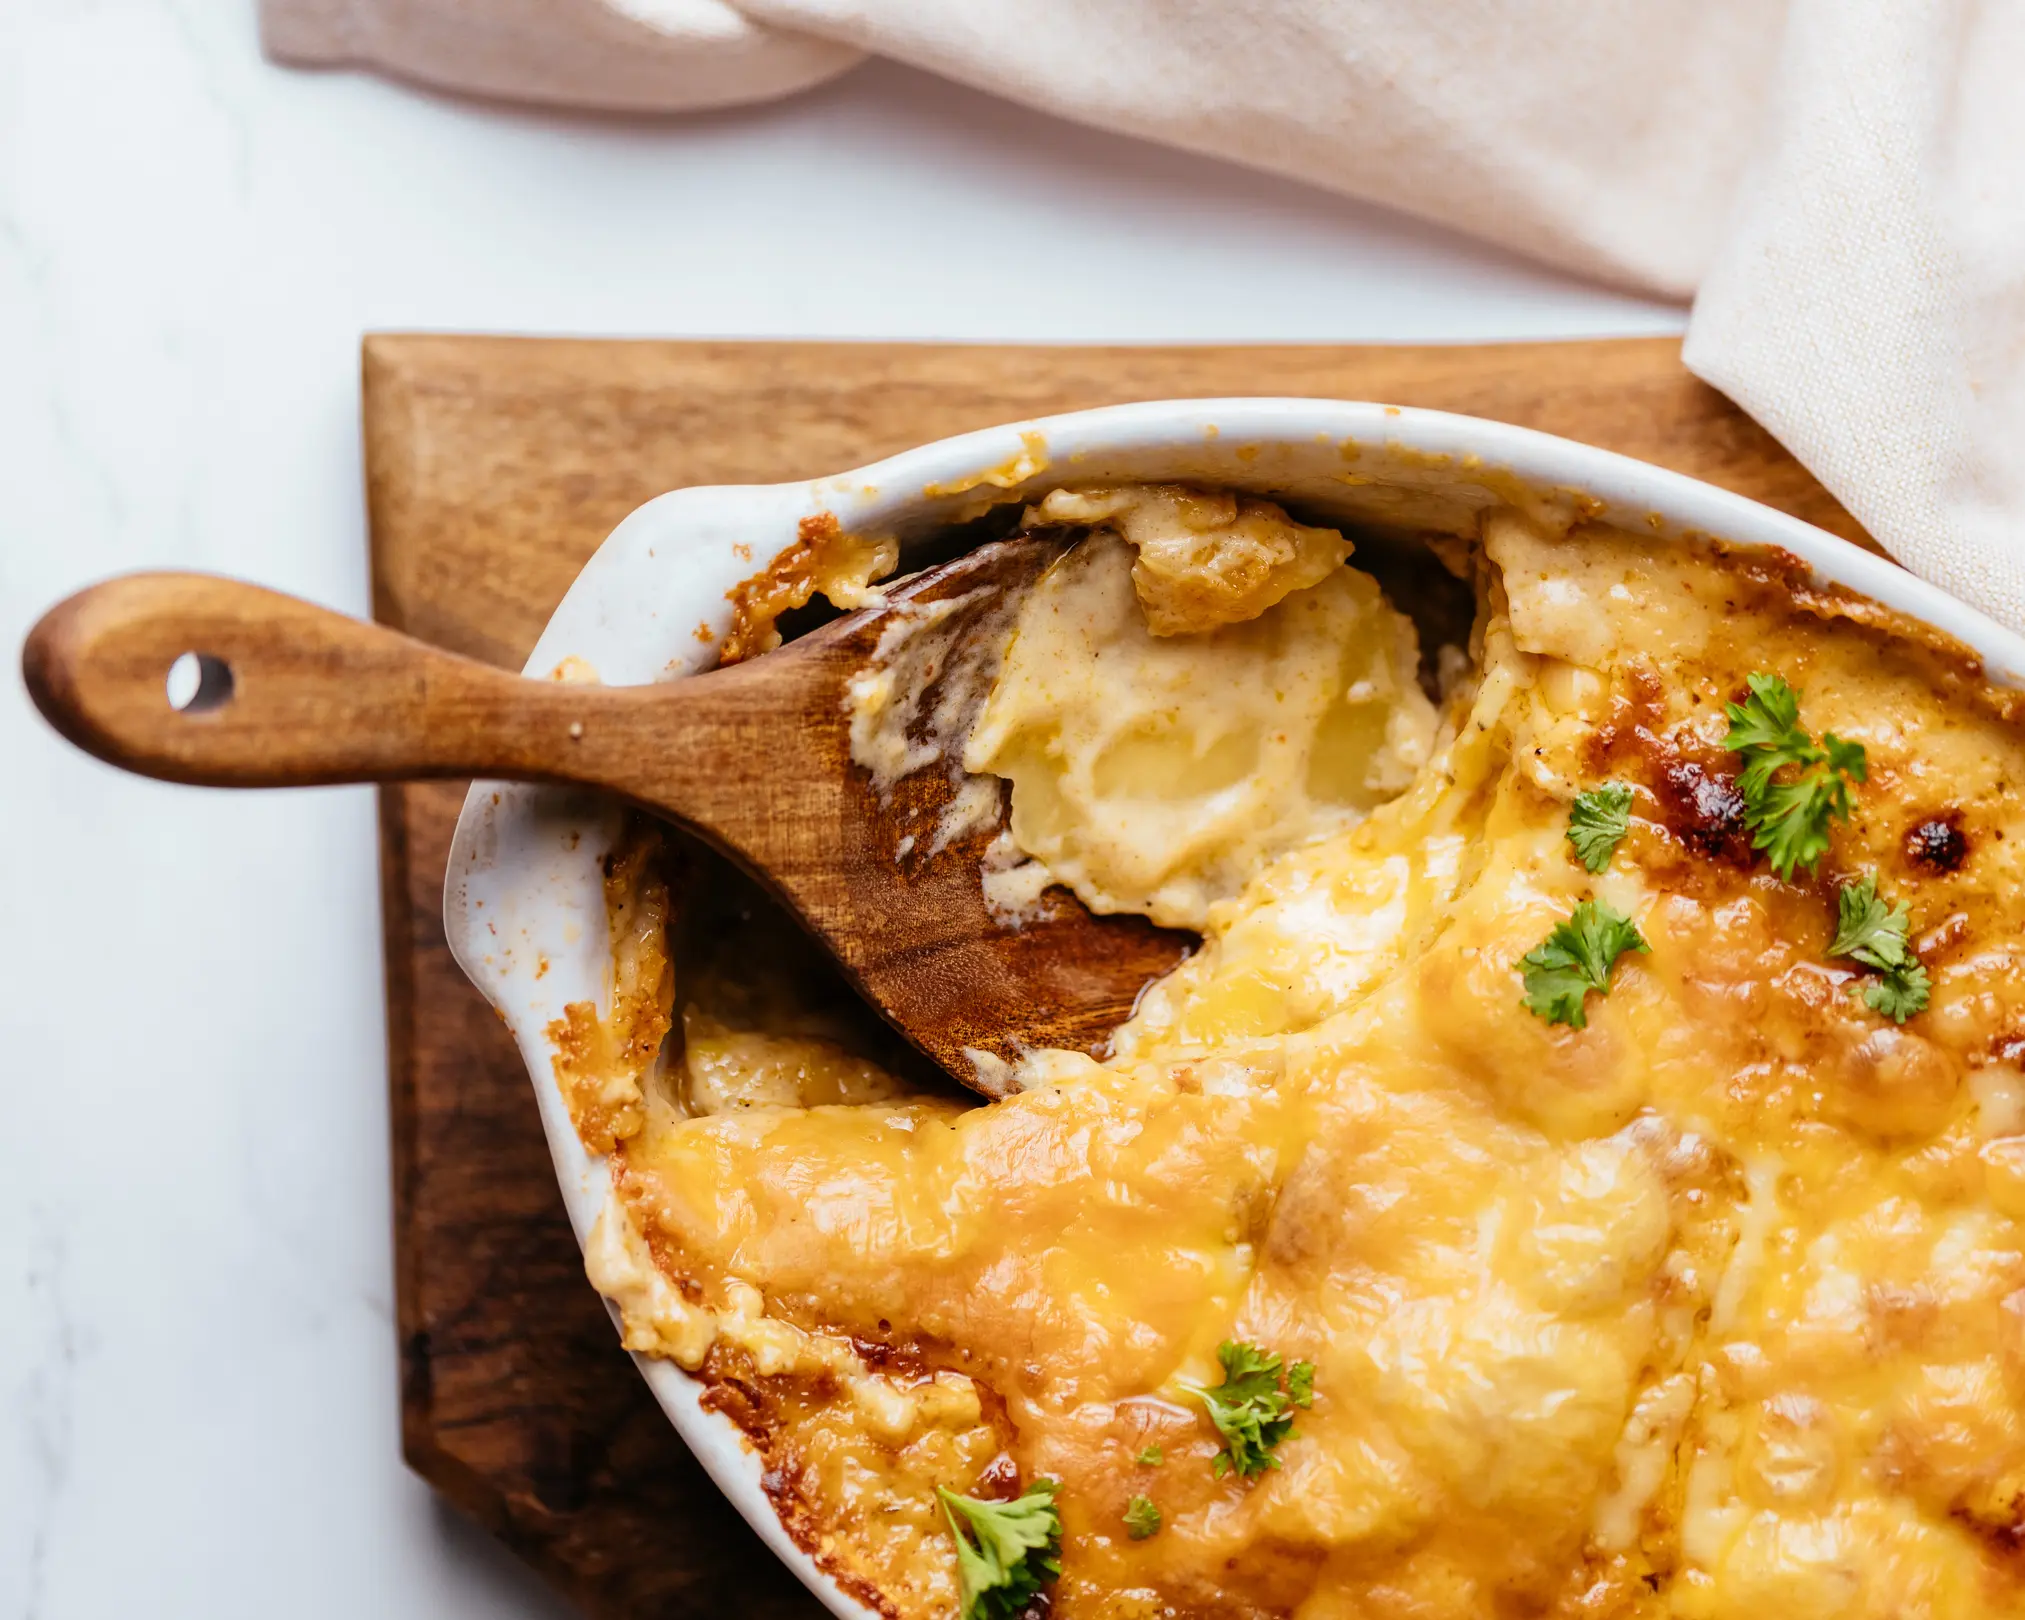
[579, 495, 2025, 1620]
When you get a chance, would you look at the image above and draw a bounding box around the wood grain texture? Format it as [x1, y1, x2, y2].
[22, 572, 626, 788]
[365, 333, 1872, 1618]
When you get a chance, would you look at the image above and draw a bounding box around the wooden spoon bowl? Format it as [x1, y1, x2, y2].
[22, 542, 1194, 1096]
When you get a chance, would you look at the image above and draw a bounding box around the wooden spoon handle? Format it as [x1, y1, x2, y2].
[22, 572, 606, 789]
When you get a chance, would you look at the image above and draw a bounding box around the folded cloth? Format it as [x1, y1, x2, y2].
[260, 0, 862, 112]
[264, 0, 2025, 632]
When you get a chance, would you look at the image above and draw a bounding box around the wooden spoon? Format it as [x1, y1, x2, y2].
[21, 540, 1194, 1097]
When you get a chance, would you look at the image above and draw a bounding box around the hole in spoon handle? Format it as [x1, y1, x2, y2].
[20, 571, 570, 789]
[165, 650, 236, 715]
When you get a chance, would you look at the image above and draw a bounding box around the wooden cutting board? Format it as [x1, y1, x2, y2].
[365, 333, 1869, 1618]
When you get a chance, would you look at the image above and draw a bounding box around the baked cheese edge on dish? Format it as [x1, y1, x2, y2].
[560, 488, 2025, 1620]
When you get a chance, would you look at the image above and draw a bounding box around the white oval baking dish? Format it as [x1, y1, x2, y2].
[442, 398, 2025, 1618]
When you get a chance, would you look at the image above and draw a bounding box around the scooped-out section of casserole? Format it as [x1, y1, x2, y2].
[555, 482, 2025, 1620]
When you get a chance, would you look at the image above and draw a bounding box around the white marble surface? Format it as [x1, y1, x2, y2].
[0, 4, 1682, 1616]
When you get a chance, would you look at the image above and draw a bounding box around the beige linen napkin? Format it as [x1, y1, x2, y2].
[265, 0, 2025, 632]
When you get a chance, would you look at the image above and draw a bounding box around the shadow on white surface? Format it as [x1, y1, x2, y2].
[284, 51, 1686, 344]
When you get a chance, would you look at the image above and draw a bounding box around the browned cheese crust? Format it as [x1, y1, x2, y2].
[572, 510, 2025, 1620]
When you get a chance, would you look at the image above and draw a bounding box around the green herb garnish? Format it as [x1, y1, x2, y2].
[1828, 872, 1930, 1023]
[1862, 963, 1931, 1024]
[1123, 1496, 1162, 1540]
[1186, 1340, 1315, 1480]
[936, 1480, 1061, 1620]
[1829, 872, 1912, 966]
[1724, 672, 1867, 881]
[1519, 899, 1650, 1029]
[1135, 1445, 1163, 1467]
[1567, 783, 1634, 873]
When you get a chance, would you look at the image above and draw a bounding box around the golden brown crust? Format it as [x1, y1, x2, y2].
[544, 816, 674, 1154]
[587, 515, 2025, 1619]
[694, 1351, 908, 1620]
[719, 511, 899, 666]
[1708, 536, 2025, 726]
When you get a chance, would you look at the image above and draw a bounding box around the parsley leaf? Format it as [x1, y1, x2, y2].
[1186, 1340, 1315, 1480]
[1123, 1496, 1162, 1540]
[1723, 672, 1867, 881]
[1135, 1445, 1163, 1467]
[936, 1480, 1061, 1620]
[1865, 961, 1931, 1024]
[1829, 873, 1930, 1023]
[1723, 670, 1810, 786]
[1518, 899, 1651, 1029]
[1567, 783, 1634, 873]
[1829, 873, 1912, 970]
[1748, 771, 1861, 883]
